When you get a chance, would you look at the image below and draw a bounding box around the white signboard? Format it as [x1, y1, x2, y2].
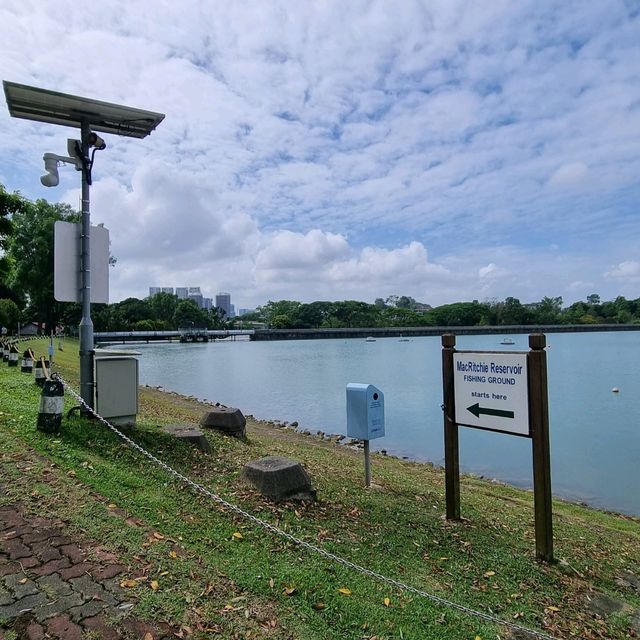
[453, 352, 529, 436]
[54, 221, 109, 303]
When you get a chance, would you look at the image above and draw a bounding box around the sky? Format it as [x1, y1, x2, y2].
[1, 1, 639, 310]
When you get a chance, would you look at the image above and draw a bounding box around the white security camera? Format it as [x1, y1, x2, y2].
[41, 153, 60, 187]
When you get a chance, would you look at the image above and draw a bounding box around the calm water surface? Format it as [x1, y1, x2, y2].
[132, 332, 640, 516]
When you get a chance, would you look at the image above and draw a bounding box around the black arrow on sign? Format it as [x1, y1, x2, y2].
[467, 403, 514, 419]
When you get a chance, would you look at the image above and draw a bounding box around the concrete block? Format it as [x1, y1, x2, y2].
[163, 425, 212, 452]
[242, 456, 316, 502]
[200, 408, 246, 438]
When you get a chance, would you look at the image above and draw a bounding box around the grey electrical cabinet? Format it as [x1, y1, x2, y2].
[94, 352, 139, 426]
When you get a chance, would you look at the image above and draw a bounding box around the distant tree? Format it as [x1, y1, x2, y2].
[332, 300, 380, 328]
[174, 299, 206, 328]
[6, 198, 78, 332]
[0, 185, 26, 279]
[374, 297, 387, 308]
[586, 293, 600, 305]
[428, 301, 487, 326]
[0, 299, 20, 333]
[208, 306, 226, 329]
[149, 292, 178, 325]
[259, 300, 302, 328]
[115, 298, 152, 328]
[381, 306, 424, 326]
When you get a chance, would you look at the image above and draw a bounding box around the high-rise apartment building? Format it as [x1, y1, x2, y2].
[175, 287, 188, 299]
[149, 287, 175, 297]
[215, 292, 232, 318]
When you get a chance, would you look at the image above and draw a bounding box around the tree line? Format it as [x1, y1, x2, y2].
[1, 184, 639, 333]
[243, 294, 640, 329]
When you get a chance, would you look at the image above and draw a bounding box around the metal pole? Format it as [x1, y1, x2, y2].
[442, 334, 460, 519]
[364, 439, 371, 487]
[528, 334, 553, 562]
[79, 119, 94, 410]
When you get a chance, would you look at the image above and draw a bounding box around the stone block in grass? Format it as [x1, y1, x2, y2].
[200, 408, 246, 438]
[163, 424, 212, 453]
[242, 456, 316, 502]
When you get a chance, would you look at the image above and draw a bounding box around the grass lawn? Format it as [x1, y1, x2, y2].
[0, 337, 638, 639]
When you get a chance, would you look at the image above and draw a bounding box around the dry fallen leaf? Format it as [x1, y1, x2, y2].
[269, 577, 275, 589]
[312, 602, 326, 610]
[169, 550, 178, 559]
[18, 578, 28, 585]
[143, 634, 153, 640]
[120, 579, 138, 588]
[232, 531, 243, 540]
[150, 580, 159, 591]
[483, 570, 496, 578]
[152, 532, 164, 540]
[283, 586, 296, 596]
[383, 597, 391, 607]
[107, 503, 117, 508]
[338, 587, 352, 595]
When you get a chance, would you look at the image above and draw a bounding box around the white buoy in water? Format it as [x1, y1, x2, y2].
[611, 387, 620, 393]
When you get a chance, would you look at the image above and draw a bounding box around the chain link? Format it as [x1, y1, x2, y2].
[54, 374, 562, 640]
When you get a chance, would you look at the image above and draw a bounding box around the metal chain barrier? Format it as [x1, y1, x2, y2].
[54, 373, 562, 640]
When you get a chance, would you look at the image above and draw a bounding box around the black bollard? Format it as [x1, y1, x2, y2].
[34, 358, 50, 386]
[21, 350, 34, 373]
[37, 378, 64, 434]
[8, 344, 19, 367]
[2, 342, 9, 362]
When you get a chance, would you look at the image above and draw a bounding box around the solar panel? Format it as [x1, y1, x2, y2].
[3, 81, 164, 138]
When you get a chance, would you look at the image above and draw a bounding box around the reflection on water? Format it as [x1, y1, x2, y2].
[134, 331, 640, 516]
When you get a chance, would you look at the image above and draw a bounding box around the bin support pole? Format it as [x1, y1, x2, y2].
[363, 439, 371, 488]
[442, 334, 460, 519]
[528, 333, 554, 562]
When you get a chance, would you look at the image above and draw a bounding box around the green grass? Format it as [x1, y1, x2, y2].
[0, 338, 639, 639]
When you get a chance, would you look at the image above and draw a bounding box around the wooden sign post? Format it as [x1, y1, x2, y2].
[441, 333, 553, 562]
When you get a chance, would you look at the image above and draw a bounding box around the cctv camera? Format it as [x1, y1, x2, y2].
[87, 131, 106, 150]
[40, 153, 60, 187]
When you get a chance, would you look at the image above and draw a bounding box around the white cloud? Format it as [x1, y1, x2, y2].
[605, 261, 640, 282]
[548, 162, 589, 188]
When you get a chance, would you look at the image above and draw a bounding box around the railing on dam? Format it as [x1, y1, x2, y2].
[94, 329, 255, 343]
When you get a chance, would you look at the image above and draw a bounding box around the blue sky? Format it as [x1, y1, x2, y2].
[1, 0, 639, 309]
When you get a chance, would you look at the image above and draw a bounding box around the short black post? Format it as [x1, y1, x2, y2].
[8, 344, 19, 367]
[34, 358, 49, 386]
[442, 334, 460, 520]
[37, 378, 64, 434]
[21, 349, 33, 373]
[528, 334, 554, 562]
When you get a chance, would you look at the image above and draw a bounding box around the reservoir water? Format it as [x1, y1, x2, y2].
[133, 331, 640, 516]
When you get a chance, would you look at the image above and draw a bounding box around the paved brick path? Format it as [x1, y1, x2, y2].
[0, 503, 172, 639]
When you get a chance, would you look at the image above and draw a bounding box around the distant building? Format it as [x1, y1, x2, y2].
[238, 308, 256, 316]
[188, 293, 204, 308]
[149, 287, 175, 297]
[215, 292, 232, 319]
[176, 287, 188, 300]
[203, 297, 213, 311]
